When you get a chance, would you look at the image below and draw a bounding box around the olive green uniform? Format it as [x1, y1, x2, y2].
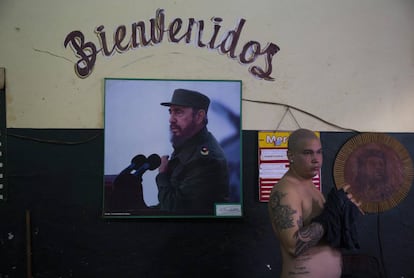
[156, 127, 229, 215]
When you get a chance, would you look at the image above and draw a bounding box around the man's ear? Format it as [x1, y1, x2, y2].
[287, 150, 294, 161]
[195, 109, 206, 124]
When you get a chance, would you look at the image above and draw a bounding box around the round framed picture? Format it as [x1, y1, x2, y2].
[334, 133, 413, 213]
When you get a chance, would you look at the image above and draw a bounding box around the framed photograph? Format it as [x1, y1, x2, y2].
[102, 78, 242, 218]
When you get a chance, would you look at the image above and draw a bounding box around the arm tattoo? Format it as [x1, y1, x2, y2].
[269, 191, 297, 230]
[294, 218, 324, 256]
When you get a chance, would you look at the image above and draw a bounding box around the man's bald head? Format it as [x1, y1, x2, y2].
[287, 128, 319, 153]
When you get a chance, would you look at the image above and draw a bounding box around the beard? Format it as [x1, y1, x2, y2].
[170, 132, 187, 147]
[170, 121, 199, 147]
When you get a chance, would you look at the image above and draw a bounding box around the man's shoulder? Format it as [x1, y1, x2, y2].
[178, 140, 225, 163]
[274, 176, 298, 192]
[270, 177, 302, 202]
[197, 132, 226, 159]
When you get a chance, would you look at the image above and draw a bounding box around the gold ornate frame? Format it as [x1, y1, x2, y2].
[334, 133, 413, 213]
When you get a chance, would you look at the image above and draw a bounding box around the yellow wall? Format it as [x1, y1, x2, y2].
[1, 0, 413, 131]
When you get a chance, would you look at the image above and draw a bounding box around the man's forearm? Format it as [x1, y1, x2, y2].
[294, 221, 324, 256]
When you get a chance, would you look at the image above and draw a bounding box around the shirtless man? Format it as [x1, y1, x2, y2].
[268, 129, 362, 278]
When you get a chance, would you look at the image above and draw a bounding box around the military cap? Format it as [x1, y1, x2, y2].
[161, 88, 210, 111]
